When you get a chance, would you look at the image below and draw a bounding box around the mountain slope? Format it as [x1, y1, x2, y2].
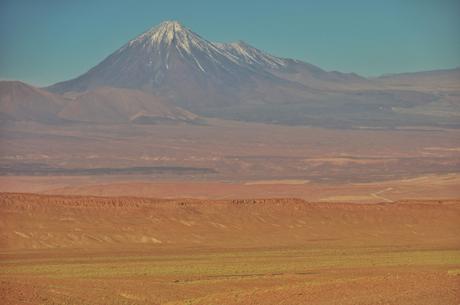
[215, 40, 291, 70]
[59, 87, 198, 124]
[46, 21, 460, 128]
[48, 21, 258, 109]
[0, 81, 67, 123]
[217, 41, 372, 89]
[47, 21, 367, 110]
[377, 68, 460, 91]
[0, 81, 199, 125]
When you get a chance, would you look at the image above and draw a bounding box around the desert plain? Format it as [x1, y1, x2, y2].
[0, 193, 459, 305]
[0, 120, 459, 305]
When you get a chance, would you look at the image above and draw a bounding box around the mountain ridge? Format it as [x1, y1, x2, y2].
[4, 20, 459, 128]
[46, 21, 362, 97]
[0, 81, 200, 124]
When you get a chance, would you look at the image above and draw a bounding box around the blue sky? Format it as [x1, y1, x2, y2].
[1, 0, 459, 86]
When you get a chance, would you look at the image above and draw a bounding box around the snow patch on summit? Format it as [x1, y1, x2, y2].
[125, 21, 248, 74]
[117, 21, 291, 77]
[217, 41, 288, 69]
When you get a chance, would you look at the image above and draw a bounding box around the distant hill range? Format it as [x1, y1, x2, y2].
[2, 21, 459, 128]
[0, 81, 199, 124]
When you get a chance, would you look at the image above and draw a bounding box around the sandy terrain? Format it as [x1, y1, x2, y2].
[1, 118, 459, 304]
[0, 193, 459, 304]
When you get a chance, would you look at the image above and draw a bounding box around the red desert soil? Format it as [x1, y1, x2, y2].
[1, 173, 459, 203]
[0, 193, 459, 304]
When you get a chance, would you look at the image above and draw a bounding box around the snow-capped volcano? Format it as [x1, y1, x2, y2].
[130, 20, 220, 56]
[46, 21, 456, 127]
[48, 20, 273, 109]
[134, 21, 198, 47]
[123, 21, 243, 73]
[125, 21, 291, 73]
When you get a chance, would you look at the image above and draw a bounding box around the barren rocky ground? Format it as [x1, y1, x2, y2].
[0, 193, 459, 304]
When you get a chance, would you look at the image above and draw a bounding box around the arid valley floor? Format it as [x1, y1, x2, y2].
[0, 193, 459, 305]
[1, 119, 460, 199]
[0, 120, 460, 304]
